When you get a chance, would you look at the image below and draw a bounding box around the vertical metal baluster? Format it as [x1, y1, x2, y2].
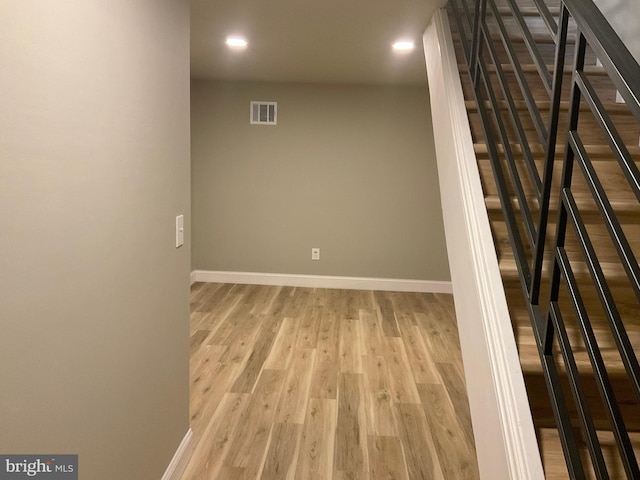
[530, 6, 569, 308]
[470, 0, 487, 84]
[545, 30, 587, 350]
[536, 27, 590, 480]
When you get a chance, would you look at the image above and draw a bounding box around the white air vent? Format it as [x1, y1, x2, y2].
[250, 101, 277, 125]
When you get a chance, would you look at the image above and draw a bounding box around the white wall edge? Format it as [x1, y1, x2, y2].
[190, 270, 197, 286]
[161, 428, 194, 480]
[192, 270, 452, 293]
[424, 9, 544, 480]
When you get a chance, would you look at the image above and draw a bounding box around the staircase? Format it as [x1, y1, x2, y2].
[446, 0, 640, 478]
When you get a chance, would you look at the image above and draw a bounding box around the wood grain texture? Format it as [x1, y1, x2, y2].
[295, 398, 337, 480]
[367, 435, 408, 480]
[339, 319, 363, 374]
[383, 337, 422, 404]
[359, 308, 386, 357]
[260, 422, 303, 480]
[226, 369, 286, 477]
[181, 283, 479, 480]
[362, 355, 396, 437]
[393, 402, 444, 480]
[419, 383, 478, 479]
[189, 346, 239, 438]
[181, 392, 250, 480]
[334, 372, 368, 479]
[309, 310, 340, 400]
[274, 348, 316, 424]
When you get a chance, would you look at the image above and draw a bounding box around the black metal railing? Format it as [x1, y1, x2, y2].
[447, 0, 640, 477]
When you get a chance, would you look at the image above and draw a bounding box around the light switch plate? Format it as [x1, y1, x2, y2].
[176, 215, 184, 248]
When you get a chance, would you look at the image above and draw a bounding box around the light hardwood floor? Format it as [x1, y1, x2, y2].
[181, 283, 479, 480]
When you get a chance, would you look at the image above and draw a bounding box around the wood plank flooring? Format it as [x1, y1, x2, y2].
[181, 283, 479, 480]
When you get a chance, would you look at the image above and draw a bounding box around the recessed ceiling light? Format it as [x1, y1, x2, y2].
[226, 36, 248, 49]
[392, 40, 415, 52]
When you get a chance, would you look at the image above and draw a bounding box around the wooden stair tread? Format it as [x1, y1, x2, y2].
[525, 373, 640, 431]
[451, 6, 561, 17]
[484, 195, 640, 219]
[495, 7, 562, 17]
[452, 31, 570, 46]
[519, 343, 634, 378]
[505, 282, 640, 332]
[473, 142, 640, 158]
[531, 408, 640, 432]
[536, 427, 640, 480]
[458, 63, 609, 76]
[466, 99, 633, 114]
[498, 256, 631, 285]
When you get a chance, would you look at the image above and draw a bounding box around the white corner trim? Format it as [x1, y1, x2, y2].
[192, 270, 452, 293]
[190, 270, 197, 286]
[424, 9, 544, 480]
[161, 428, 193, 480]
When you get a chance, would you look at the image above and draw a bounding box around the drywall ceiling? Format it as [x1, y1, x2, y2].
[191, 0, 448, 85]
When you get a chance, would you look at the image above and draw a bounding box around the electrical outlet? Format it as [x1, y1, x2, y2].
[311, 247, 320, 261]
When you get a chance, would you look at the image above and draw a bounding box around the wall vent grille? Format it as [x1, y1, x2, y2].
[250, 101, 277, 125]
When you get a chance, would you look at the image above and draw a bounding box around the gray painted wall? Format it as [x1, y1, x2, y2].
[191, 80, 450, 281]
[594, 0, 640, 62]
[0, 2, 191, 479]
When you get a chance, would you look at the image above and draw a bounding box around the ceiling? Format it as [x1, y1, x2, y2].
[190, 0, 447, 86]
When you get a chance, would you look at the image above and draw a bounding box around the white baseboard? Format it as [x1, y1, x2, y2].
[190, 270, 452, 293]
[190, 270, 197, 286]
[161, 428, 193, 480]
